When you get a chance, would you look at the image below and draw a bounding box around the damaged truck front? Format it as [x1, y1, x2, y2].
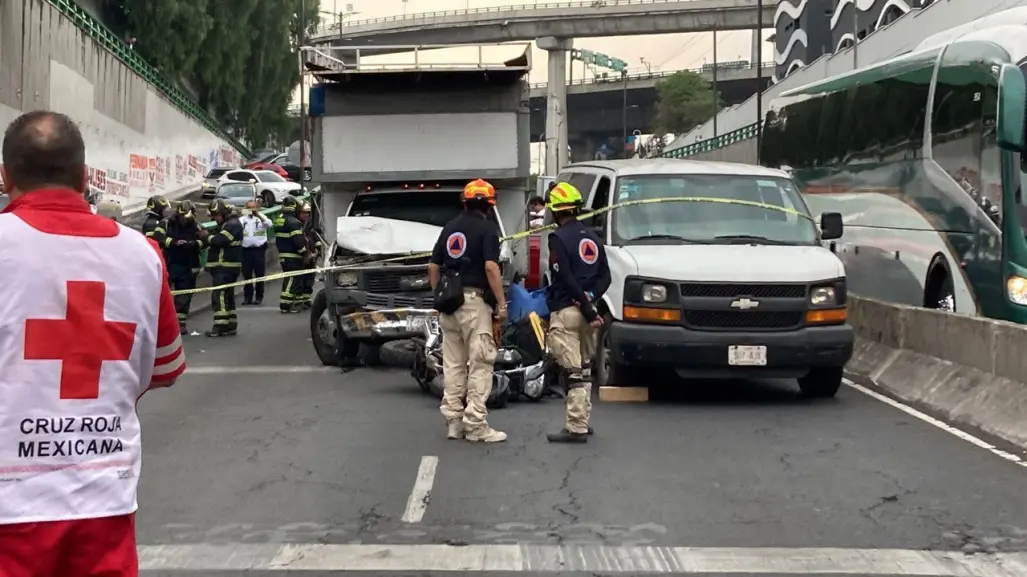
[304, 44, 533, 365]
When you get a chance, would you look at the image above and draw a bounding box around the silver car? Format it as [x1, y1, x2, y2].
[215, 182, 259, 209]
[201, 167, 235, 198]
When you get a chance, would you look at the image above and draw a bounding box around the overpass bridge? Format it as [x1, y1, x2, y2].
[527, 63, 772, 159]
[309, 0, 773, 49]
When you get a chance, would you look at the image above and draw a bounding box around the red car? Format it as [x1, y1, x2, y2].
[247, 163, 289, 179]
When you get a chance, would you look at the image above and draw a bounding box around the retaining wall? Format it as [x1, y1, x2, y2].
[0, 0, 242, 213]
[846, 296, 1027, 449]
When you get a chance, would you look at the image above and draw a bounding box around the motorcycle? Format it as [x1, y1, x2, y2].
[411, 315, 550, 408]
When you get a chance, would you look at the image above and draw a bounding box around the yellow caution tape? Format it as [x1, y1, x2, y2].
[171, 196, 813, 296]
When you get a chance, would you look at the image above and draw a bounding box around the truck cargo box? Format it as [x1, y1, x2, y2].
[305, 44, 532, 186]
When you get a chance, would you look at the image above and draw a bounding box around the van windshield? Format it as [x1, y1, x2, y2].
[348, 191, 499, 228]
[611, 175, 818, 245]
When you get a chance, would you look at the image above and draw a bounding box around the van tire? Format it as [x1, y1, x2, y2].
[798, 367, 843, 398]
[593, 313, 629, 387]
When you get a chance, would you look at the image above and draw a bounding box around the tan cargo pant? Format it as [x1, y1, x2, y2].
[439, 290, 498, 433]
[549, 306, 597, 434]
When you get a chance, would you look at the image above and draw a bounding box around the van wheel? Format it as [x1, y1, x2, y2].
[798, 367, 843, 398]
[593, 314, 629, 387]
[310, 290, 337, 366]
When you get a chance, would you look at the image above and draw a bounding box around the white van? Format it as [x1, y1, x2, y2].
[541, 159, 853, 397]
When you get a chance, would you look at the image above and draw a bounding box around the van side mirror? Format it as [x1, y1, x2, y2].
[997, 63, 1026, 151]
[820, 212, 843, 240]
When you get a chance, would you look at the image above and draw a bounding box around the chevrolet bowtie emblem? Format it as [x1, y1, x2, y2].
[730, 298, 760, 310]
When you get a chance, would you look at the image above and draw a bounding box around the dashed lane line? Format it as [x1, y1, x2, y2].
[400, 456, 438, 523]
[183, 366, 337, 375]
[137, 543, 1027, 574]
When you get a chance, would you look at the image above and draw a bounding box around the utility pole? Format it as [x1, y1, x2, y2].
[299, 0, 307, 173]
[621, 69, 628, 158]
[755, 0, 763, 161]
[712, 31, 718, 139]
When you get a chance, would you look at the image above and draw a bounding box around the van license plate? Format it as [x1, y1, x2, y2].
[728, 345, 767, 366]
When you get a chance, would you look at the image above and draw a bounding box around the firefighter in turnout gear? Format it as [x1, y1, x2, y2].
[274, 196, 309, 313]
[205, 199, 243, 336]
[428, 179, 508, 444]
[295, 201, 321, 310]
[142, 194, 170, 248]
[544, 182, 611, 444]
[163, 200, 208, 334]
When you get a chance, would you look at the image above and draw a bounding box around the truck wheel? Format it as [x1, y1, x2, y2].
[487, 387, 510, 409]
[310, 290, 338, 366]
[593, 313, 629, 387]
[798, 367, 843, 398]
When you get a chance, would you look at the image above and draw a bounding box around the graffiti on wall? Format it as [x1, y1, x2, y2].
[85, 145, 241, 209]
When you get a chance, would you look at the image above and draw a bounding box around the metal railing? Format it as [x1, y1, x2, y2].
[48, 0, 251, 157]
[311, 0, 756, 37]
[527, 61, 774, 89]
[301, 43, 533, 74]
[660, 121, 760, 158]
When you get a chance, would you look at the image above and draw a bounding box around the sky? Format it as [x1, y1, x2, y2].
[300, 0, 774, 171]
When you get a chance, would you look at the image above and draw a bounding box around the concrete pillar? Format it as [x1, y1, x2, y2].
[537, 36, 571, 175]
[751, 29, 760, 65]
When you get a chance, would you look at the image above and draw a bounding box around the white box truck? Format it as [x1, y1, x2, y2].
[302, 44, 534, 365]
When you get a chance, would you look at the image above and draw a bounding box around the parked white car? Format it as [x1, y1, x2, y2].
[217, 169, 303, 207]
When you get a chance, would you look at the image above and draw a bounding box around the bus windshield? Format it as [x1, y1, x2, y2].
[611, 175, 818, 245]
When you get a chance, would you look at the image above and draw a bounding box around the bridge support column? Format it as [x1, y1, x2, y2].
[537, 36, 571, 174]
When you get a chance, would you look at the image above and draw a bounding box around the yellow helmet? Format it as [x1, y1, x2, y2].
[547, 182, 583, 212]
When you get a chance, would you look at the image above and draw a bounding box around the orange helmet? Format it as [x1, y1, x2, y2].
[462, 179, 496, 206]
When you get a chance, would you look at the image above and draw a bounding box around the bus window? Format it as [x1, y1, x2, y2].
[931, 80, 984, 205]
[980, 85, 1002, 226]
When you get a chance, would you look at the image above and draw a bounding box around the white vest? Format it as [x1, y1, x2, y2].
[0, 214, 164, 523]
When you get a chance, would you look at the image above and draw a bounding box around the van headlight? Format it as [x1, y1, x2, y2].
[336, 272, 358, 287]
[1008, 276, 1027, 305]
[642, 284, 667, 303]
[810, 286, 837, 306]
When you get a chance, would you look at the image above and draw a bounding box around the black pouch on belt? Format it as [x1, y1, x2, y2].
[433, 268, 465, 314]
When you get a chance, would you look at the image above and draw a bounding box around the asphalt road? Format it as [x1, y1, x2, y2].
[136, 282, 1027, 576]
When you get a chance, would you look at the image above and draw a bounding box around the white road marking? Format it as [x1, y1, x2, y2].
[137, 543, 1027, 574]
[184, 366, 337, 375]
[844, 379, 1027, 469]
[400, 456, 438, 523]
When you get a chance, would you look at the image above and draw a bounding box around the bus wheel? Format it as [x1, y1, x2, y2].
[930, 274, 955, 312]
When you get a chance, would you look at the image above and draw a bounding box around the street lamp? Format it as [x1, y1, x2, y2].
[755, 0, 763, 160]
[639, 57, 652, 74]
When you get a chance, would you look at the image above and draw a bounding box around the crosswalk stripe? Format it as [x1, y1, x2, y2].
[138, 543, 1027, 574]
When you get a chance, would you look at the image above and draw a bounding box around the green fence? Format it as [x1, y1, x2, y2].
[50, 0, 251, 157]
[660, 121, 761, 158]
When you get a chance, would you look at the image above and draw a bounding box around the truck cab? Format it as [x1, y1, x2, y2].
[539, 159, 854, 397]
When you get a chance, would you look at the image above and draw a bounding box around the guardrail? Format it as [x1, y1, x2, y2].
[528, 62, 774, 89]
[311, 0, 747, 37]
[49, 0, 252, 158]
[660, 121, 760, 158]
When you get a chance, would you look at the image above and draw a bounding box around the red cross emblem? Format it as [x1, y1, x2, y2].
[24, 281, 138, 400]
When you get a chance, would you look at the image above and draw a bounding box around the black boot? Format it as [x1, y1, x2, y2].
[547, 428, 588, 443]
[205, 328, 236, 337]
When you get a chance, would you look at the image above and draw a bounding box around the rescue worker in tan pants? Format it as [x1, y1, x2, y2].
[544, 182, 611, 443]
[428, 179, 509, 443]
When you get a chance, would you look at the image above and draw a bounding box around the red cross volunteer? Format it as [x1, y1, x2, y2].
[0, 110, 187, 577]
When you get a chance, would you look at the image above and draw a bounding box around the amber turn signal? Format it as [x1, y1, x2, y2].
[805, 308, 847, 325]
[624, 305, 681, 322]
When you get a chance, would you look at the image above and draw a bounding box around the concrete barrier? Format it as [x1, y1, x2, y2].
[0, 0, 245, 214]
[845, 296, 1027, 449]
